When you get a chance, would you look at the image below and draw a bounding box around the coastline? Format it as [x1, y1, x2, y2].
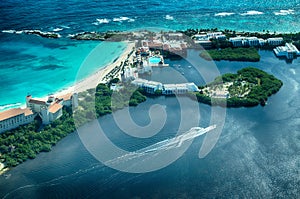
[0, 42, 135, 176]
[39, 41, 135, 101]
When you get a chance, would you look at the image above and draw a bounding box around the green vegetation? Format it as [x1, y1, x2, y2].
[74, 83, 146, 126]
[191, 67, 283, 107]
[0, 109, 75, 167]
[0, 84, 146, 168]
[200, 47, 260, 62]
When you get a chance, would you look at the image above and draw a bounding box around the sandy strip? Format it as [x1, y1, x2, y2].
[0, 162, 8, 175]
[52, 41, 135, 98]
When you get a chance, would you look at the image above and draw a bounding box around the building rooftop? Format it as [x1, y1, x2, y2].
[59, 93, 73, 101]
[28, 98, 46, 105]
[48, 103, 63, 114]
[0, 108, 33, 121]
[267, 37, 283, 41]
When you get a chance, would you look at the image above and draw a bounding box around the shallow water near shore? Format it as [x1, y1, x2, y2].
[1, 50, 300, 198]
[0, 34, 125, 110]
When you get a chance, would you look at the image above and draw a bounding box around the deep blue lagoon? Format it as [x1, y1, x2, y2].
[1, 0, 300, 198]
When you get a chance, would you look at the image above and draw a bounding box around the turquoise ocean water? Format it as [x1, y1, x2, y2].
[1, 0, 300, 109]
[1, 1, 300, 198]
[0, 34, 125, 110]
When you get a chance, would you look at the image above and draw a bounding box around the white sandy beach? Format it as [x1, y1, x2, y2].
[52, 41, 135, 99]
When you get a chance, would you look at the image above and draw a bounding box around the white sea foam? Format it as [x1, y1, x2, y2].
[128, 18, 135, 22]
[2, 30, 16, 34]
[274, 9, 295, 16]
[53, 28, 63, 32]
[240, 10, 264, 16]
[214, 12, 235, 17]
[96, 18, 110, 24]
[67, 34, 75, 37]
[165, 15, 174, 20]
[113, 16, 130, 22]
[0, 103, 22, 111]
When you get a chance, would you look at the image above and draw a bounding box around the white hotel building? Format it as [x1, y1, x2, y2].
[229, 37, 283, 47]
[132, 78, 199, 95]
[273, 43, 300, 59]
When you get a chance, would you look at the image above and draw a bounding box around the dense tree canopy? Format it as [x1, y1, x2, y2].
[200, 47, 260, 62]
[192, 67, 283, 107]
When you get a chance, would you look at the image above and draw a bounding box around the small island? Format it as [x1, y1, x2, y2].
[192, 67, 283, 107]
[200, 47, 260, 62]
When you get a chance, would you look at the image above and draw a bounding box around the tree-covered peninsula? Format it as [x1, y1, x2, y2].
[0, 83, 146, 168]
[200, 47, 260, 62]
[191, 67, 283, 107]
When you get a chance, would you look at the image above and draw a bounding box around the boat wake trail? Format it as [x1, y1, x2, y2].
[105, 125, 216, 166]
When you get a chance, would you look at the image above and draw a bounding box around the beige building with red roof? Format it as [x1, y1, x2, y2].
[0, 93, 78, 133]
[0, 108, 35, 133]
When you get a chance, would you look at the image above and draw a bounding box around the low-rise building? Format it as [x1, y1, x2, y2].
[244, 37, 259, 46]
[132, 78, 199, 95]
[131, 78, 163, 94]
[229, 37, 244, 47]
[267, 37, 283, 46]
[229, 36, 260, 47]
[0, 108, 35, 133]
[273, 43, 300, 59]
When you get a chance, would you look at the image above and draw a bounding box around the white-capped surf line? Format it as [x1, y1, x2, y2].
[165, 15, 174, 20]
[2, 29, 61, 37]
[113, 16, 135, 22]
[240, 10, 264, 16]
[97, 18, 110, 24]
[93, 17, 135, 25]
[214, 12, 235, 17]
[92, 18, 111, 25]
[274, 9, 295, 16]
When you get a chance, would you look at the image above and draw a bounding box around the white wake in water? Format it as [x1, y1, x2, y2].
[105, 125, 216, 166]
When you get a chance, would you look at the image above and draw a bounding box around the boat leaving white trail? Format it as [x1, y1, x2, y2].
[105, 125, 216, 165]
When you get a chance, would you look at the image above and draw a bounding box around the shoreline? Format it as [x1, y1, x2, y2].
[0, 42, 135, 175]
[34, 41, 135, 101]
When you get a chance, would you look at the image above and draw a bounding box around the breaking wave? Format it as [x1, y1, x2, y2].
[240, 10, 264, 16]
[214, 12, 235, 17]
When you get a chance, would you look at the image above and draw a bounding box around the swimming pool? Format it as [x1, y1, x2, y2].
[149, 57, 161, 64]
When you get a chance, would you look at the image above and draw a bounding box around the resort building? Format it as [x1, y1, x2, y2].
[163, 83, 199, 95]
[40, 101, 63, 125]
[0, 108, 35, 133]
[0, 92, 79, 133]
[229, 37, 244, 47]
[243, 37, 259, 46]
[141, 35, 188, 57]
[267, 37, 283, 46]
[258, 38, 267, 46]
[131, 78, 199, 95]
[58, 93, 79, 108]
[273, 43, 300, 59]
[206, 32, 226, 39]
[26, 95, 64, 125]
[229, 37, 260, 47]
[122, 66, 138, 81]
[193, 32, 226, 48]
[131, 78, 163, 94]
